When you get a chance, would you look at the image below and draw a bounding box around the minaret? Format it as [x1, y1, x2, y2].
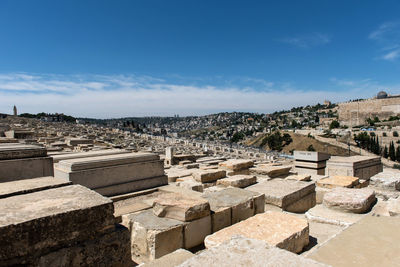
[13, 105, 17, 116]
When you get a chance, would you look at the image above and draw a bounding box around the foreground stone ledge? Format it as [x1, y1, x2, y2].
[152, 192, 211, 222]
[323, 188, 376, 213]
[204, 211, 309, 253]
[179, 236, 327, 267]
[307, 215, 400, 266]
[0, 185, 115, 261]
[0, 143, 47, 160]
[0, 176, 71, 199]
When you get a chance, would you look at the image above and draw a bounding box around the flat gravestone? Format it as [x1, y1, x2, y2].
[204, 211, 309, 253]
[323, 188, 376, 213]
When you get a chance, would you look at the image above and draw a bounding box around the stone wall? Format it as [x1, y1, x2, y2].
[338, 96, 400, 127]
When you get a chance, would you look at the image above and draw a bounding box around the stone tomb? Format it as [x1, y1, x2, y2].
[294, 151, 330, 175]
[54, 152, 167, 196]
[51, 149, 131, 163]
[325, 155, 382, 180]
[247, 179, 316, 213]
[201, 187, 265, 232]
[179, 236, 327, 267]
[0, 143, 54, 182]
[0, 183, 131, 266]
[204, 211, 310, 253]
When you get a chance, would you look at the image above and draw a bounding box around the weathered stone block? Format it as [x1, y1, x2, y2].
[247, 179, 315, 212]
[183, 215, 212, 249]
[141, 249, 194, 267]
[204, 211, 309, 253]
[179, 236, 328, 267]
[121, 209, 184, 263]
[218, 159, 254, 171]
[0, 185, 115, 262]
[369, 171, 400, 191]
[216, 175, 256, 188]
[249, 165, 292, 178]
[316, 175, 359, 189]
[192, 169, 226, 183]
[323, 188, 376, 213]
[0, 176, 71, 199]
[152, 192, 210, 222]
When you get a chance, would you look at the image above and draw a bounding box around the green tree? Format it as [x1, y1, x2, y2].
[389, 141, 396, 161]
[383, 145, 389, 158]
[307, 144, 316, 151]
[329, 120, 340, 129]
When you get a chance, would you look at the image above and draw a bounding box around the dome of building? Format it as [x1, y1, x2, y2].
[377, 91, 388, 99]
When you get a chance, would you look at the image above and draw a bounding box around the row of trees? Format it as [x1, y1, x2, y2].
[353, 132, 400, 162]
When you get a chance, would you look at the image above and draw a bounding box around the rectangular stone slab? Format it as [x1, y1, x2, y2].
[316, 176, 359, 189]
[179, 236, 328, 267]
[56, 152, 159, 171]
[218, 159, 254, 171]
[216, 175, 257, 188]
[249, 165, 292, 178]
[192, 169, 226, 183]
[51, 149, 130, 163]
[0, 185, 115, 261]
[204, 211, 309, 253]
[121, 209, 184, 263]
[55, 160, 164, 189]
[153, 192, 211, 222]
[246, 179, 315, 209]
[0, 144, 47, 160]
[307, 215, 400, 267]
[294, 151, 330, 162]
[0, 156, 54, 182]
[0, 176, 71, 199]
[94, 175, 168, 196]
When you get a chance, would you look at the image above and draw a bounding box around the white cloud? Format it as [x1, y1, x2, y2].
[0, 73, 392, 118]
[280, 33, 331, 48]
[369, 21, 400, 61]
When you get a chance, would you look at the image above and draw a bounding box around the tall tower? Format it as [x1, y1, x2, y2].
[13, 105, 17, 116]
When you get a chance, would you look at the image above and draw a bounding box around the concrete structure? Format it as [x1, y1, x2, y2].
[294, 151, 330, 175]
[54, 152, 167, 196]
[326, 156, 382, 180]
[0, 144, 54, 182]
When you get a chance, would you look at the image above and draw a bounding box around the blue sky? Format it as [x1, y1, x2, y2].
[1, 0, 400, 118]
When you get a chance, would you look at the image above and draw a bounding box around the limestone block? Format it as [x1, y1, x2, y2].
[183, 215, 212, 249]
[204, 211, 309, 253]
[316, 187, 331, 204]
[305, 204, 365, 227]
[55, 154, 164, 189]
[246, 179, 315, 212]
[184, 163, 199, 169]
[216, 175, 257, 188]
[386, 198, 400, 216]
[316, 176, 359, 189]
[294, 151, 330, 162]
[35, 224, 131, 267]
[176, 178, 204, 192]
[179, 236, 328, 267]
[192, 169, 226, 183]
[202, 188, 257, 224]
[323, 188, 376, 213]
[210, 207, 231, 233]
[51, 149, 130, 163]
[141, 249, 194, 267]
[286, 192, 316, 213]
[0, 176, 71, 199]
[94, 175, 168, 197]
[249, 165, 292, 178]
[286, 174, 312, 181]
[0, 156, 54, 182]
[122, 210, 184, 263]
[226, 169, 251, 176]
[370, 171, 400, 191]
[218, 159, 254, 171]
[307, 215, 400, 267]
[0, 143, 47, 160]
[0, 185, 115, 262]
[152, 192, 210, 222]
